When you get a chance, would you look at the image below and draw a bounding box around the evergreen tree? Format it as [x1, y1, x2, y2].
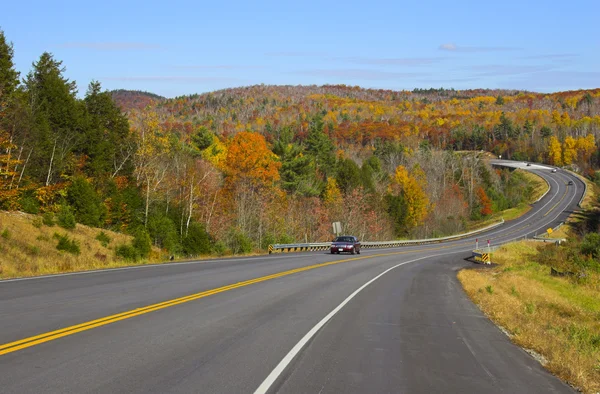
[273, 126, 319, 196]
[0, 29, 19, 104]
[335, 157, 361, 194]
[305, 113, 336, 177]
[66, 176, 106, 227]
[83, 81, 132, 177]
[24, 52, 83, 185]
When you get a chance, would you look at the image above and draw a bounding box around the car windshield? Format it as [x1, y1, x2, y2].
[334, 237, 354, 243]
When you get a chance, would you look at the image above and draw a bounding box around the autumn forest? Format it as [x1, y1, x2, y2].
[1, 30, 599, 258]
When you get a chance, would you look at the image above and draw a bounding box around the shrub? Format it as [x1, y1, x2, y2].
[147, 215, 179, 253]
[132, 228, 151, 258]
[57, 205, 76, 229]
[115, 244, 139, 261]
[580, 233, 600, 259]
[212, 240, 228, 256]
[36, 234, 50, 242]
[54, 233, 80, 255]
[32, 217, 43, 228]
[19, 194, 40, 214]
[42, 212, 55, 226]
[227, 228, 253, 255]
[182, 222, 211, 256]
[95, 231, 111, 247]
[1, 228, 11, 240]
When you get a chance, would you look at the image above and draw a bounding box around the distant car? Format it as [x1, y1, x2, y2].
[567, 180, 573, 185]
[331, 236, 361, 255]
[552, 168, 557, 173]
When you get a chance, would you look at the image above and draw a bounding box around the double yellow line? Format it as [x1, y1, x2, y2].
[543, 187, 568, 217]
[0, 246, 454, 357]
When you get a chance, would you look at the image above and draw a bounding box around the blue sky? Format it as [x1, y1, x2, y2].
[2, 0, 599, 97]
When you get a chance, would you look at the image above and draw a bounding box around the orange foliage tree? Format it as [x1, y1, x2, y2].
[477, 187, 493, 216]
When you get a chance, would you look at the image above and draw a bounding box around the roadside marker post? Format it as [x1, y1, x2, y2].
[476, 238, 478, 250]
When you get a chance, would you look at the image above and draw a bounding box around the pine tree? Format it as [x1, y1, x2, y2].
[305, 113, 336, 177]
[83, 81, 133, 177]
[0, 29, 19, 105]
[24, 52, 83, 185]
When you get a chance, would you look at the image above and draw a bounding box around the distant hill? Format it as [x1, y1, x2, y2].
[110, 89, 165, 111]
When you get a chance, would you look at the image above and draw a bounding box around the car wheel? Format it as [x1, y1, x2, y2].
[351, 249, 355, 255]
[331, 250, 335, 254]
[357, 249, 360, 254]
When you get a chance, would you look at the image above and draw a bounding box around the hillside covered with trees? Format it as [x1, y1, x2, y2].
[1, 28, 599, 259]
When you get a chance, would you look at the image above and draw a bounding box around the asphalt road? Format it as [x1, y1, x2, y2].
[0, 163, 583, 393]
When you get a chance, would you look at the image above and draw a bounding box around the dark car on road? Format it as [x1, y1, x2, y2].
[331, 236, 361, 254]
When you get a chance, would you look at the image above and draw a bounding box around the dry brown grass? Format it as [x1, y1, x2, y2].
[0, 211, 164, 279]
[459, 241, 600, 393]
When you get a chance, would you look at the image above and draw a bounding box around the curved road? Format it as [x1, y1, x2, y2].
[0, 162, 584, 393]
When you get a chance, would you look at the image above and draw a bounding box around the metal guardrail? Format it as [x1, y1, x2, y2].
[565, 169, 588, 208]
[531, 221, 566, 245]
[269, 219, 504, 254]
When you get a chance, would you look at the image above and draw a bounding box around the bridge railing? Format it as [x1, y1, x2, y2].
[269, 219, 504, 254]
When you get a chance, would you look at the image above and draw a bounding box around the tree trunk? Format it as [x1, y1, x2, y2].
[17, 148, 33, 189]
[46, 139, 57, 186]
[186, 176, 194, 237]
[9, 145, 23, 189]
[144, 179, 150, 227]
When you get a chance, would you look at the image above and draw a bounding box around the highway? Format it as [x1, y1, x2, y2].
[0, 162, 583, 393]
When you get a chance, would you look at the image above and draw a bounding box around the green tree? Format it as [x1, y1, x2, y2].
[147, 214, 179, 254]
[182, 222, 211, 256]
[83, 81, 133, 177]
[494, 112, 514, 141]
[132, 227, 152, 258]
[273, 126, 319, 196]
[191, 126, 214, 151]
[385, 194, 407, 236]
[66, 176, 106, 227]
[335, 158, 361, 194]
[540, 125, 553, 139]
[0, 29, 19, 103]
[305, 113, 336, 177]
[24, 52, 84, 185]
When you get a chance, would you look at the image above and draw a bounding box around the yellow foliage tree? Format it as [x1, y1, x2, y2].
[576, 134, 596, 166]
[562, 136, 576, 165]
[548, 136, 562, 166]
[394, 165, 430, 229]
[323, 177, 342, 205]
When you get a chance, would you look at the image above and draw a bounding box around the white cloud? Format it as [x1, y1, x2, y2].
[439, 43, 520, 53]
[439, 43, 457, 51]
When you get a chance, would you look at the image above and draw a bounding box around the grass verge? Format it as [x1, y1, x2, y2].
[458, 241, 600, 393]
[0, 211, 162, 279]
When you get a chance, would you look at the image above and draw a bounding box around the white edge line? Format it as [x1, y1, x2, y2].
[253, 251, 459, 394]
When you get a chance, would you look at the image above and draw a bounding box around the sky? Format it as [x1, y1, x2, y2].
[2, 0, 599, 97]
